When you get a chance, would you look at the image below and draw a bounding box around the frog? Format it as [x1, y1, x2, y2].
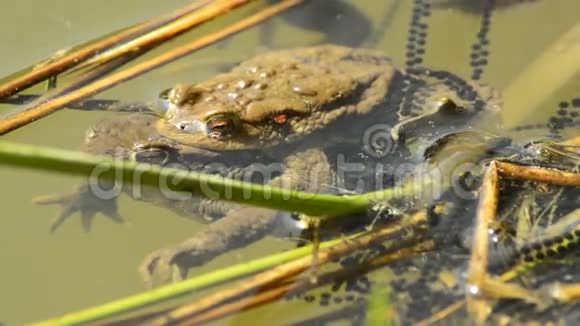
[33, 112, 210, 232]
[156, 45, 500, 154]
[145, 45, 502, 281]
[34, 111, 309, 230]
[37, 45, 502, 284]
[36, 112, 337, 284]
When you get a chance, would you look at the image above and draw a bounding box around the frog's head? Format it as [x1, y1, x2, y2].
[391, 70, 503, 147]
[155, 45, 395, 152]
[83, 112, 221, 168]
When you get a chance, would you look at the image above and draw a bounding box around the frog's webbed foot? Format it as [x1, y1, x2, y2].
[139, 248, 180, 287]
[33, 184, 123, 233]
[140, 206, 278, 284]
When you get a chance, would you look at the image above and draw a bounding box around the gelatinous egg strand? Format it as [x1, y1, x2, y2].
[470, 0, 496, 80]
[548, 98, 580, 137]
[512, 96, 580, 135]
[396, 0, 433, 118]
[405, 0, 432, 73]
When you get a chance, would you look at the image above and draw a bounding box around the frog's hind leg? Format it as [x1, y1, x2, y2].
[465, 159, 580, 322]
[140, 205, 278, 285]
[140, 147, 336, 284]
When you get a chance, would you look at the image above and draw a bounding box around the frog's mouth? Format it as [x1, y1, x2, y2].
[151, 126, 275, 167]
[154, 116, 290, 153]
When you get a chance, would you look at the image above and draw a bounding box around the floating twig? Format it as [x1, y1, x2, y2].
[0, 0, 302, 135]
[0, 0, 213, 99]
[147, 211, 429, 325]
[69, 0, 253, 73]
[181, 240, 432, 326]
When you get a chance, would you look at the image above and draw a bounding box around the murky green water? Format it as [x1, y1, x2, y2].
[0, 0, 579, 324]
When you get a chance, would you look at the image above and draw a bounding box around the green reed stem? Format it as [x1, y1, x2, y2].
[0, 140, 424, 324]
[0, 141, 421, 217]
[0, 140, 431, 325]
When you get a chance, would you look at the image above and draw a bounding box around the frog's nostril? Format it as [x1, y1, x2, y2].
[177, 122, 194, 133]
[175, 120, 206, 135]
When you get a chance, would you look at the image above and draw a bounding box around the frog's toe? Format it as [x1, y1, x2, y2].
[82, 200, 125, 232]
[140, 246, 207, 286]
[79, 210, 98, 233]
[49, 207, 79, 234]
[33, 185, 123, 233]
[139, 248, 178, 287]
[34, 191, 85, 233]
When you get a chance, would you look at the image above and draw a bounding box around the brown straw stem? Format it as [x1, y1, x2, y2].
[69, 0, 254, 73]
[147, 211, 428, 325]
[178, 240, 434, 326]
[0, 0, 302, 135]
[0, 0, 213, 99]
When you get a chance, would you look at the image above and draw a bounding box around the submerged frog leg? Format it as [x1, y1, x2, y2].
[432, 0, 538, 14]
[255, 0, 372, 48]
[140, 148, 334, 285]
[33, 183, 123, 233]
[0, 94, 146, 112]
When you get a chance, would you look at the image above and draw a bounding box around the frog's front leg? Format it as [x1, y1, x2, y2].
[33, 183, 124, 232]
[140, 148, 334, 284]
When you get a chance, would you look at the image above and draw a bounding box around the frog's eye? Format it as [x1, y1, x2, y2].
[176, 121, 196, 133]
[269, 110, 303, 125]
[437, 97, 465, 114]
[206, 114, 238, 140]
[271, 113, 288, 124]
[133, 145, 171, 165]
[158, 88, 171, 101]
